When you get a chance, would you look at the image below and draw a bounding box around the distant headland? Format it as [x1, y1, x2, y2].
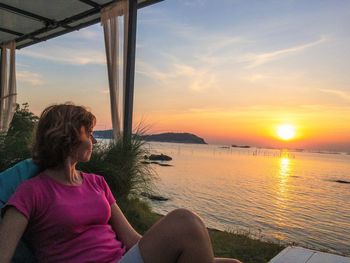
[93, 130, 207, 144]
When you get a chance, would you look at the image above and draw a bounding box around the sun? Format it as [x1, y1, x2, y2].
[276, 124, 296, 141]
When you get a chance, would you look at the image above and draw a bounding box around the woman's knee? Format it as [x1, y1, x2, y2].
[168, 208, 204, 224]
[166, 208, 207, 236]
[138, 209, 205, 258]
[139, 209, 212, 263]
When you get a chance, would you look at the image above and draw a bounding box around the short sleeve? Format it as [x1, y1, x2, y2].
[1, 181, 35, 220]
[98, 176, 116, 205]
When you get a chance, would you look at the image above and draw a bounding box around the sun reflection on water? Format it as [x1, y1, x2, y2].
[271, 154, 294, 239]
[280, 157, 290, 175]
[278, 155, 291, 196]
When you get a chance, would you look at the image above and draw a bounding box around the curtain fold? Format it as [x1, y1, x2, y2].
[0, 41, 17, 133]
[101, 0, 129, 140]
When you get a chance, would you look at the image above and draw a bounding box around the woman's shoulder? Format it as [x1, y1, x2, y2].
[17, 173, 47, 189]
[6, 173, 48, 206]
[11, 174, 51, 199]
[80, 171, 105, 184]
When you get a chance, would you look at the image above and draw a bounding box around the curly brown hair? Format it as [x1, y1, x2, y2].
[32, 103, 96, 169]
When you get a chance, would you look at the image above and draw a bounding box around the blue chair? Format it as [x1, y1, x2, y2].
[0, 159, 41, 263]
[0, 159, 41, 207]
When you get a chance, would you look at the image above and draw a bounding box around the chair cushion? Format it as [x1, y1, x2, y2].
[0, 159, 41, 209]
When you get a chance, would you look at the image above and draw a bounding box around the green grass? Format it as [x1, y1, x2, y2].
[119, 197, 162, 234]
[121, 198, 285, 263]
[209, 228, 284, 262]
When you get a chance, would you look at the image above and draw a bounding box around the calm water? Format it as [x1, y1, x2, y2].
[145, 142, 350, 255]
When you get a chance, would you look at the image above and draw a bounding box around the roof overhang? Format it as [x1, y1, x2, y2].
[0, 0, 163, 49]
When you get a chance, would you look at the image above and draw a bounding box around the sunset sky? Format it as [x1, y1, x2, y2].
[16, 0, 350, 151]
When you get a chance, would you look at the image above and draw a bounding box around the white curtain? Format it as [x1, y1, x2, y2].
[101, 0, 129, 140]
[0, 41, 17, 133]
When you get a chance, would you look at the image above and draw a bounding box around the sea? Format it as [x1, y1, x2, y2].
[142, 142, 350, 256]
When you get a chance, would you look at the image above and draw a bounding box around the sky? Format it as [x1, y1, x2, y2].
[16, 0, 350, 151]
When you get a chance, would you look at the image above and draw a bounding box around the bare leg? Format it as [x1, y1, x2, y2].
[138, 208, 214, 263]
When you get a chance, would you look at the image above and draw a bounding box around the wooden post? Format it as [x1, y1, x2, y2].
[123, 0, 137, 142]
[0, 47, 3, 132]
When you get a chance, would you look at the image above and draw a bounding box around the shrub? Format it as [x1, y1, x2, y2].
[78, 133, 157, 201]
[0, 103, 38, 171]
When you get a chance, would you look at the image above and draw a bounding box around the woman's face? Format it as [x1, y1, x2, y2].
[75, 126, 97, 162]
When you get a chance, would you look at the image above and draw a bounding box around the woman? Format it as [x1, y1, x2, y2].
[0, 103, 241, 263]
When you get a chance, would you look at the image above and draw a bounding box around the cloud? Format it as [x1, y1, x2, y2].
[17, 70, 45, 86]
[181, 0, 206, 7]
[71, 28, 101, 40]
[136, 59, 218, 92]
[136, 30, 245, 93]
[98, 88, 110, 94]
[19, 45, 106, 65]
[241, 36, 328, 68]
[188, 107, 226, 113]
[172, 64, 217, 92]
[190, 36, 248, 67]
[319, 88, 350, 101]
[240, 71, 306, 84]
[16, 62, 30, 68]
[136, 60, 173, 82]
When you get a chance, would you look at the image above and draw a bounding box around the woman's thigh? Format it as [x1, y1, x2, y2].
[138, 208, 213, 263]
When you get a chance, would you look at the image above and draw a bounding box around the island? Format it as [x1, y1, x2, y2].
[231, 144, 251, 148]
[93, 130, 207, 144]
[141, 132, 207, 144]
[93, 130, 113, 139]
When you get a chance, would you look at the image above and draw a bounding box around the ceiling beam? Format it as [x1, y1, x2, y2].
[138, 0, 164, 9]
[0, 27, 40, 41]
[0, 3, 72, 29]
[7, 0, 164, 49]
[0, 27, 23, 37]
[17, 18, 100, 49]
[77, 0, 101, 9]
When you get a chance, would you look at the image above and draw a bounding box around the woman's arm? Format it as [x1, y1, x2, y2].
[0, 207, 28, 263]
[109, 203, 141, 251]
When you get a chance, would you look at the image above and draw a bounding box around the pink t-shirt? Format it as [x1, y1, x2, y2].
[4, 172, 126, 263]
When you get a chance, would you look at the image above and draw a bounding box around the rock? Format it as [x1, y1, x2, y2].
[231, 145, 251, 148]
[141, 160, 173, 166]
[147, 154, 172, 161]
[157, 163, 173, 167]
[334, 180, 350, 184]
[141, 192, 169, 201]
